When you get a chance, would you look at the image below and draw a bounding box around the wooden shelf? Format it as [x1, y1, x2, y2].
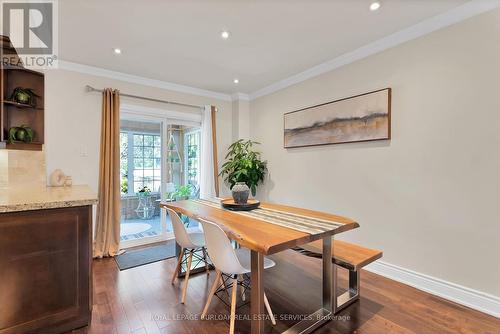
[5, 141, 43, 151]
[3, 100, 38, 109]
[1, 35, 45, 150]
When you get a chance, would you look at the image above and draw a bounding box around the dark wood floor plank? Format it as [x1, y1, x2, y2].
[69, 248, 499, 334]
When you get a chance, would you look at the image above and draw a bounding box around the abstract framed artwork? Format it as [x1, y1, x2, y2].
[284, 88, 391, 148]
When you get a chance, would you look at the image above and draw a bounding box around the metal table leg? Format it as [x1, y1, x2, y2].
[283, 236, 334, 333]
[250, 250, 265, 334]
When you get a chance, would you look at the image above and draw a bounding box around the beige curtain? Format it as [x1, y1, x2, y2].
[94, 89, 121, 258]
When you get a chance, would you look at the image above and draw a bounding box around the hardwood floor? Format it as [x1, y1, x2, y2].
[72, 247, 500, 334]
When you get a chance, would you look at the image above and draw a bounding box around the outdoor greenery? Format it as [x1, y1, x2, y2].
[219, 139, 267, 196]
[120, 132, 162, 194]
[121, 178, 128, 194]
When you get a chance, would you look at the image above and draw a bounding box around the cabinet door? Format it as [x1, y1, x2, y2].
[0, 206, 91, 334]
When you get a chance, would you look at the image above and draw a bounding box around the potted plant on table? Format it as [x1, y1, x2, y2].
[219, 139, 267, 204]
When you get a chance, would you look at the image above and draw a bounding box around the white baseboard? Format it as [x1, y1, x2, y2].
[364, 261, 500, 318]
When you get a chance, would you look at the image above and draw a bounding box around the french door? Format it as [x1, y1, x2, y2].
[119, 106, 202, 249]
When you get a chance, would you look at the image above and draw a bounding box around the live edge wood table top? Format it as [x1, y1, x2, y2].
[161, 199, 359, 254]
[161, 199, 359, 334]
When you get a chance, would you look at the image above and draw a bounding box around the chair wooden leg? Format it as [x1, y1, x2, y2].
[202, 247, 210, 275]
[229, 278, 238, 334]
[181, 250, 193, 304]
[201, 270, 221, 319]
[263, 292, 276, 326]
[171, 248, 185, 285]
[238, 274, 246, 301]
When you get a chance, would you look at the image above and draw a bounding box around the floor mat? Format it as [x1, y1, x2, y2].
[115, 243, 176, 270]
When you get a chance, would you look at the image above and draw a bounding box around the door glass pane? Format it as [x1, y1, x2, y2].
[164, 124, 202, 233]
[120, 119, 162, 244]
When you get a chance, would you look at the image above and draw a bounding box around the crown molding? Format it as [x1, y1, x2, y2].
[56, 0, 500, 102]
[366, 260, 500, 318]
[249, 0, 500, 100]
[231, 92, 251, 101]
[58, 60, 232, 102]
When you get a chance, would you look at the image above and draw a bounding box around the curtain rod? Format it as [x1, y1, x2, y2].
[85, 85, 203, 110]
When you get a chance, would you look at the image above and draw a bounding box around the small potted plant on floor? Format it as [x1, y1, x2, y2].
[219, 139, 267, 203]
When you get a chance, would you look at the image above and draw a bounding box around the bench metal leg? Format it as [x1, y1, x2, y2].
[283, 236, 334, 333]
[333, 267, 360, 314]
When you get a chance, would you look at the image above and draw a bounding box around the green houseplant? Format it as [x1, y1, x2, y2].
[9, 87, 38, 106]
[172, 184, 193, 200]
[219, 139, 267, 196]
[8, 125, 34, 144]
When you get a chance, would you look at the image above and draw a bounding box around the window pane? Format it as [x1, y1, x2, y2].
[144, 135, 154, 146]
[133, 182, 143, 193]
[143, 147, 154, 159]
[154, 158, 161, 169]
[121, 161, 128, 174]
[133, 134, 143, 146]
[134, 158, 143, 168]
[143, 169, 154, 178]
[184, 130, 201, 188]
[134, 147, 143, 158]
[120, 133, 128, 154]
[153, 135, 161, 146]
[144, 179, 153, 190]
[144, 158, 154, 168]
[153, 181, 161, 193]
[154, 147, 161, 158]
[134, 172, 145, 185]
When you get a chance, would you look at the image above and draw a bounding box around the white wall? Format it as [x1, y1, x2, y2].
[44, 69, 233, 195]
[249, 9, 500, 297]
[231, 98, 250, 141]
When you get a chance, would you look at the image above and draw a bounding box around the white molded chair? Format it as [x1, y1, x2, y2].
[198, 218, 276, 334]
[166, 208, 209, 304]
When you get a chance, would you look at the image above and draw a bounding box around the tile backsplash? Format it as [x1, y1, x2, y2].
[0, 150, 46, 188]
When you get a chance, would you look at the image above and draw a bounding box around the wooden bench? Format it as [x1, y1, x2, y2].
[294, 239, 382, 314]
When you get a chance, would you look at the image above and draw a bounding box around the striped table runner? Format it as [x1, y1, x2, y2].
[192, 198, 343, 235]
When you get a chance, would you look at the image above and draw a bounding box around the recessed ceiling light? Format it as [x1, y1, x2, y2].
[370, 2, 381, 11]
[113, 48, 122, 54]
[221, 31, 230, 39]
[233, 78, 239, 84]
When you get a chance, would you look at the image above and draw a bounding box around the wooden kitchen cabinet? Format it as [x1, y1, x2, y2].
[0, 205, 92, 334]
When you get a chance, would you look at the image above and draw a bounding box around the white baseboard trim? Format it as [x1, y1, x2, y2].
[364, 261, 500, 318]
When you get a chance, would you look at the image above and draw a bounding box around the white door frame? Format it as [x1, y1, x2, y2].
[120, 104, 202, 249]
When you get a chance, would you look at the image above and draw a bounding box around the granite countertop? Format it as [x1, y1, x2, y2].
[0, 185, 98, 213]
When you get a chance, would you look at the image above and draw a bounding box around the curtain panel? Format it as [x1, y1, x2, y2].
[200, 105, 219, 199]
[94, 88, 121, 258]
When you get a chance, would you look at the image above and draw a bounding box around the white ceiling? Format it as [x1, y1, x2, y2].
[59, 0, 470, 96]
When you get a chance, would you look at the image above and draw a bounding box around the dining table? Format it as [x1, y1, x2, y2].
[161, 198, 359, 334]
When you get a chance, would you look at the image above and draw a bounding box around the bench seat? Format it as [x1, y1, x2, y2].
[299, 239, 382, 271]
